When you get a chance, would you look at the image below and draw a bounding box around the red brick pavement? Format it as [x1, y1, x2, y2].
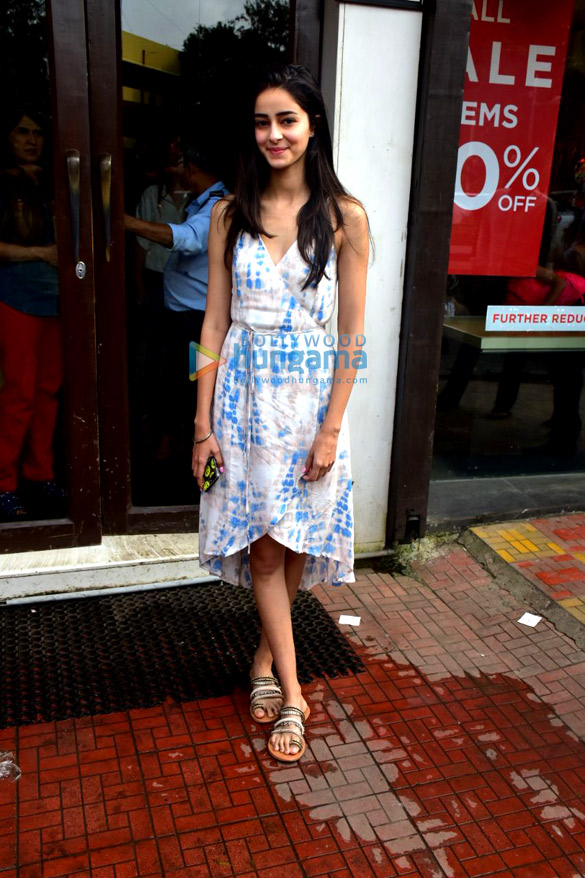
[2, 543, 585, 876]
[468, 515, 585, 616]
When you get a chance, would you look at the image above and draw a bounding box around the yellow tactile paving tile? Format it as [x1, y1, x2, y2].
[470, 527, 489, 538]
[519, 549, 563, 560]
[560, 598, 584, 608]
[482, 539, 564, 562]
[498, 530, 518, 541]
[509, 529, 531, 541]
[473, 522, 580, 565]
[479, 521, 560, 544]
[511, 541, 531, 554]
[470, 520, 585, 627]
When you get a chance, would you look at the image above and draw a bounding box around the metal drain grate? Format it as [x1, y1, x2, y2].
[0, 582, 365, 728]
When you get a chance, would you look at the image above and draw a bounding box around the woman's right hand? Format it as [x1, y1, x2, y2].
[41, 244, 58, 267]
[192, 432, 224, 490]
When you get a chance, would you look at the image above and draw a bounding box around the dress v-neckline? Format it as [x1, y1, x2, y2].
[258, 233, 298, 269]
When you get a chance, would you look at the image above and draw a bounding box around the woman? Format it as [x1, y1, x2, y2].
[192, 65, 368, 763]
[0, 107, 62, 521]
[563, 210, 585, 278]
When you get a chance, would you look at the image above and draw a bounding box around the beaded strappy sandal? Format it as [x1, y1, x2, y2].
[267, 704, 311, 763]
[249, 675, 283, 724]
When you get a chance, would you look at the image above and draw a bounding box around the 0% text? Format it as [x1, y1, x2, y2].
[454, 141, 540, 213]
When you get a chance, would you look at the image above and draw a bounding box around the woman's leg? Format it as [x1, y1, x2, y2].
[250, 546, 306, 720]
[491, 352, 525, 415]
[0, 303, 40, 493]
[249, 535, 308, 755]
[21, 316, 63, 482]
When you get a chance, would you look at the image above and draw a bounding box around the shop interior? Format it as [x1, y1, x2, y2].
[429, 0, 585, 528]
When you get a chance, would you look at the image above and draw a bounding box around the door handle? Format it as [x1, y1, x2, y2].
[99, 154, 112, 262]
[65, 149, 85, 278]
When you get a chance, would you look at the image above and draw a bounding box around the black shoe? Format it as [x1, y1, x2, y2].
[0, 490, 29, 522]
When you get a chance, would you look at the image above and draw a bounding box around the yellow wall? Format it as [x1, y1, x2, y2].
[121, 31, 180, 76]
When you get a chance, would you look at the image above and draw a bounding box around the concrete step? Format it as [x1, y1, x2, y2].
[0, 533, 216, 602]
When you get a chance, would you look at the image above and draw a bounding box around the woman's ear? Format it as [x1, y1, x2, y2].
[310, 114, 321, 136]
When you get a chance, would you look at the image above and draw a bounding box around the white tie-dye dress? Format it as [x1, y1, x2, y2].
[198, 230, 355, 591]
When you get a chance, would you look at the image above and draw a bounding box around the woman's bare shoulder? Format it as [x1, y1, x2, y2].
[339, 195, 367, 228]
[337, 195, 369, 254]
[211, 195, 235, 232]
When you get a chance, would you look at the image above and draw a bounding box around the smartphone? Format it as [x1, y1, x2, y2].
[201, 454, 220, 492]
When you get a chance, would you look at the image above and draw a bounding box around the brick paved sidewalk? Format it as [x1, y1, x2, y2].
[468, 514, 585, 635]
[3, 538, 585, 877]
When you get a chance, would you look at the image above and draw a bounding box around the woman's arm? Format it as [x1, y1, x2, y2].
[192, 199, 233, 486]
[0, 242, 58, 266]
[536, 265, 567, 305]
[304, 199, 369, 481]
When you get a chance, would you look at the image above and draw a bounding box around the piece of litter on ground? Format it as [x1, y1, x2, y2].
[0, 752, 21, 782]
[518, 612, 542, 628]
[339, 614, 361, 626]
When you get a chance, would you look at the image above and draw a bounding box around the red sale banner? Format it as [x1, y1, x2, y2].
[448, 0, 574, 276]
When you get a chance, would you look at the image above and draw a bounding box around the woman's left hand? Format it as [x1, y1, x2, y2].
[303, 427, 339, 481]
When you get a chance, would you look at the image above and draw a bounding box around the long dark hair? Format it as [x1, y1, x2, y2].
[225, 64, 351, 288]
[1, 103, 48, 170]
[0, 104, 52, 246]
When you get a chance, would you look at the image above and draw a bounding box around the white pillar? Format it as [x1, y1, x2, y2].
[322, 0, 423, 551]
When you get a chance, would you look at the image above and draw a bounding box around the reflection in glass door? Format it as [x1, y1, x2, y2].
[0, 1, 63, 524]
[0, 0, 101, 550]
[120, 0, 291, 510]
[0, 0, 296, 547]
[431, 0, 585, 524]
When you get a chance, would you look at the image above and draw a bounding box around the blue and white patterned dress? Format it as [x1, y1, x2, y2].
[198, 230, 354, 591]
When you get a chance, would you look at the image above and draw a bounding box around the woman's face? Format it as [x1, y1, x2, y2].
[254, 87, 313, 171]
[9, 115, 44, 165]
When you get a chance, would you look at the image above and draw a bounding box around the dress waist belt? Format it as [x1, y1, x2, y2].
[230, 321, 325, 336]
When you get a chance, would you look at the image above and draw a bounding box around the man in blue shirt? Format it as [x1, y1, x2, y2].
[125, 144, 229, 483]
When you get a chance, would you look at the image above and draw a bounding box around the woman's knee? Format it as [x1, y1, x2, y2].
[249, 535, 285, 578]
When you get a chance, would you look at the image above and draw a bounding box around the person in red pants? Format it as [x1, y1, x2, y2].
[0, 106, 64, 521]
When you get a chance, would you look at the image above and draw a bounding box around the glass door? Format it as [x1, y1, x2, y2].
[0, 0, 102, 552]
[1, 0, 295, 552]
[89, 0, 292, 535]
[431, 0, 585, 526]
